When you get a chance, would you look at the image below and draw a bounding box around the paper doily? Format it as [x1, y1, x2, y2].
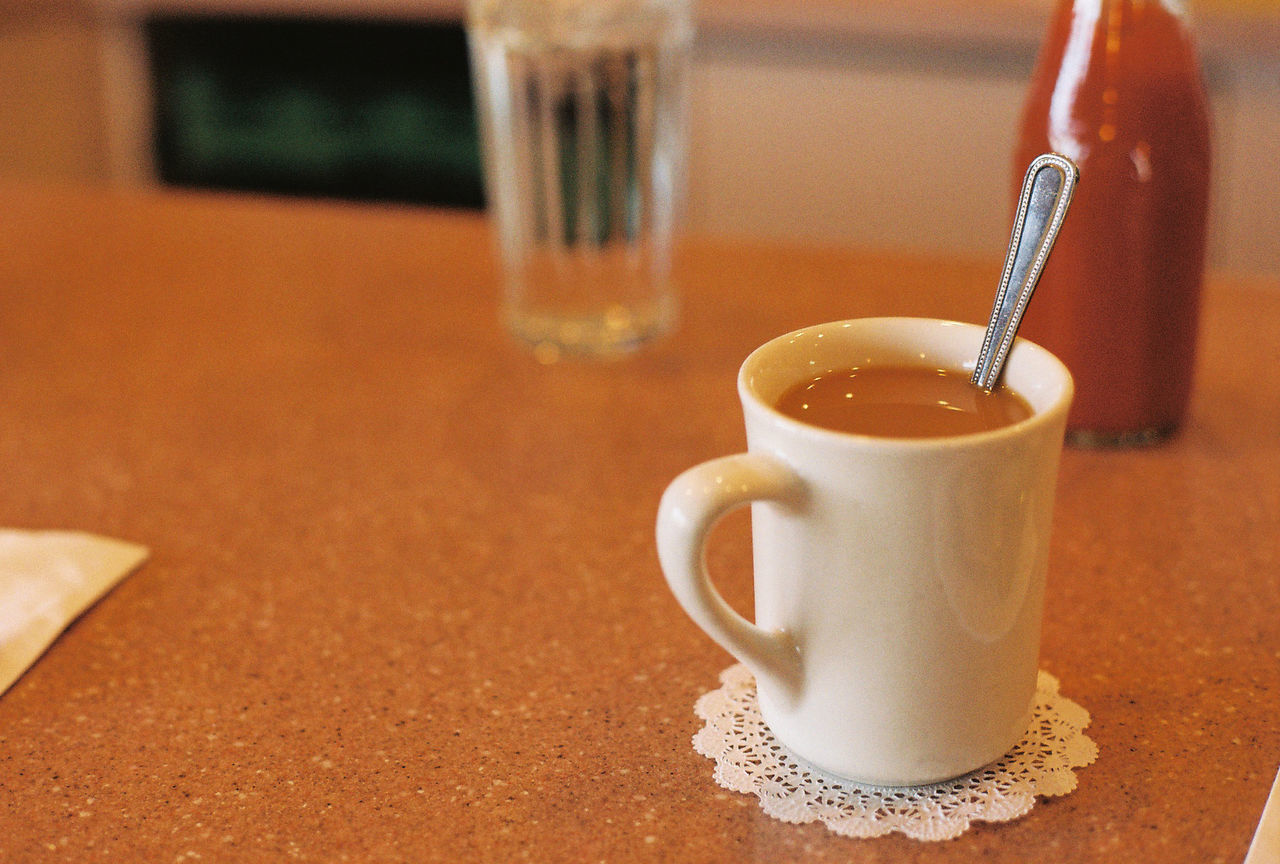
[693, 664, 1097, 841]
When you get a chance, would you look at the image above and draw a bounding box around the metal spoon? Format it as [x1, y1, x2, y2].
[971, 153, 1079, 392]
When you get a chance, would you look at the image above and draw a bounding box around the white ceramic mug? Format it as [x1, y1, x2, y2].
[656, 318, 1073, 786]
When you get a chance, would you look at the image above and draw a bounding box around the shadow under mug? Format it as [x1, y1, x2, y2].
[656, 318, 1073, 786]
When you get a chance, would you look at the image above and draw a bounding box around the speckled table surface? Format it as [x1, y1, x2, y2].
[0, 183, 1276, 862]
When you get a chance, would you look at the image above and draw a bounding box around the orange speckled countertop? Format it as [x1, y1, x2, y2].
[0, 183, 1276, 862]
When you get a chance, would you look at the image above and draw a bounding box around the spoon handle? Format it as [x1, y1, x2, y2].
[972, 153, 1079, 392]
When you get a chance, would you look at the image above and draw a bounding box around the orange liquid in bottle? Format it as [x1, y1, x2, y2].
[1015, 0, 1210, 445]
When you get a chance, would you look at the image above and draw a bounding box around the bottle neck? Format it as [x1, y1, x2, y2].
[1037, 0, 1202, 164]
[1061, 0, 1190, 27]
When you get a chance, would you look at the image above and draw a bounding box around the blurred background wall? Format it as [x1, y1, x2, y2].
[1, 0, 1276, 276]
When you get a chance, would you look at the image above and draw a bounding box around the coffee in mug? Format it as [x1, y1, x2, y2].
[656, 318, 1072, 786]
[773, 365, 1032, 438]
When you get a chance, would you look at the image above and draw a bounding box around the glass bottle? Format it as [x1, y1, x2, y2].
[1014, 0, 1211, 446]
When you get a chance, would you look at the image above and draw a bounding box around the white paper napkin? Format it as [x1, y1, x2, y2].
[0, 528, 149, 695]
[1245, 767, 1280, 864]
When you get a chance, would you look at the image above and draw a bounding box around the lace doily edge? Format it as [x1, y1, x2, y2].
[692, 664, 1098, 841]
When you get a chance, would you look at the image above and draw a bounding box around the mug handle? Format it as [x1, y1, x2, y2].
[656, 453, 804, 702]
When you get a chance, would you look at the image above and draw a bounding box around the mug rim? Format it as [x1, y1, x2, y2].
[737, 317, 1074, 450]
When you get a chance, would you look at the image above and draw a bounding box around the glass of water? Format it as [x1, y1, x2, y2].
[465, 0, 693, 359]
